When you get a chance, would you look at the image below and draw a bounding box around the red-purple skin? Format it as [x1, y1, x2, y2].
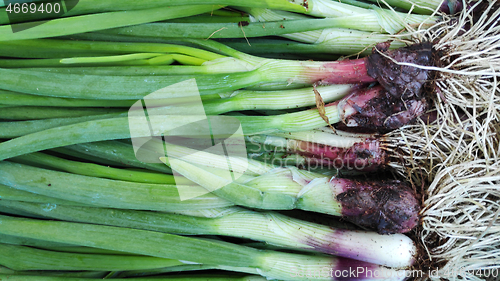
[305, 229, 380, 264]
[440, 0, 463, 14]
[292, 139, 387, 172]
[338, 85, 427, 133]
[332, 178, 420, 234]
[333, 257, 394, 281]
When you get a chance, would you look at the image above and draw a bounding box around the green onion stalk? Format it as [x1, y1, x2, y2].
[0, 243, 186, 272]
[0, 38, 386, 96]
[214, 37, 375, 58]
[59, 139, 336, 177]
[0, 183, 92, 207]
[0, 84, 357, 138]
[242, 106, 482, 179]
[8, 151, 179, 184]
[0, 53, 373, 99]
[0, 38, 226, 60]
[245, 140, 344, 177]
[0, 149, 420, 234]
[0, 200, 417, 268]
[0, 215, 410, 281]
[0, 161, 233, 211]
[0, 232, 74, 249]
[0, 83, 354, 114]
[0, 0, 356, 41]
[49, 147, 135, 168]
[0, 5, 225, 41]
[0, 90, 135, 107]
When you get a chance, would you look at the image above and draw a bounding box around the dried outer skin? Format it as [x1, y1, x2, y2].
[339, 85, 427, 133]
[334, 179, 420, 234]
[366, 42, 433, 100]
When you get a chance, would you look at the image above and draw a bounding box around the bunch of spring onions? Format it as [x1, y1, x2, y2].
[0, 0, 499, 281]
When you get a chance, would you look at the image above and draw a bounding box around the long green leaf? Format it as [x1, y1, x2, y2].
[0, 161, 232, 210]
[0, 5, 220, 41]
[0, 243, 185, 271]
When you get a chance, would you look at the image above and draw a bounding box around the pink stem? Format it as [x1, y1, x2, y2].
[305, 58, 377, 85]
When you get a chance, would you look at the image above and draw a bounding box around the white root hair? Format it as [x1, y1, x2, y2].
[421, 161, 500, 281]
[380, 1, 500, 280]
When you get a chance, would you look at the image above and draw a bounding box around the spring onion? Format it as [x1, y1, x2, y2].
[247, 130, 385, 171]
[0, 84, 355, 139]
[0, 200, 417, 268]
[159, 143, 420, 234]
[0, 38, 434, 100]
[0, 215, 409, 281]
